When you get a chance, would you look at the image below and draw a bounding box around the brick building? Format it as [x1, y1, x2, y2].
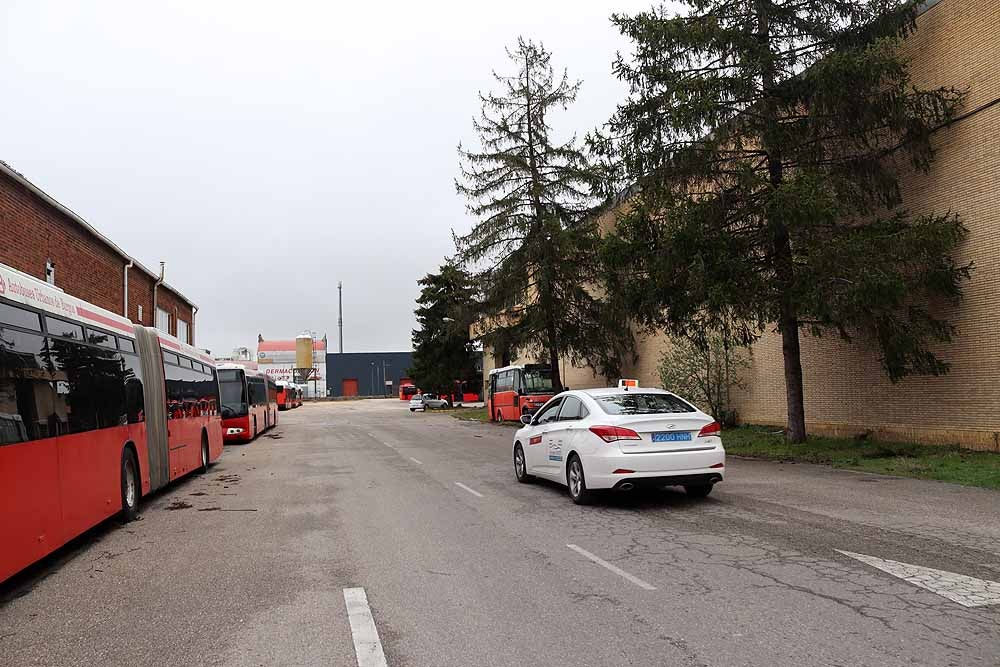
[479, 0, 1000, 449]
[0, 161, 198, 344]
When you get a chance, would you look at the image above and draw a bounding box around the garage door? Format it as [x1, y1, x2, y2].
[342, 378, 359, 397]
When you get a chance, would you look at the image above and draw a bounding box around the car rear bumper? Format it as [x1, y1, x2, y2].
[584, 446, 725, 489]
[609, 472, 723, 490]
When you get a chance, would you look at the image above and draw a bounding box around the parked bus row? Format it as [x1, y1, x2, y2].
[0, 262, 281, 583]
[276, 380, 304, 410]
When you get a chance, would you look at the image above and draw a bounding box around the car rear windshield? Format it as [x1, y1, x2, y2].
[595, 393, 696, 415]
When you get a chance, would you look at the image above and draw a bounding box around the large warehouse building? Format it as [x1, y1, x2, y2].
[478, 0, 1000, 449]
[0, 161, 198, 343]
[326, 351, 413, 398]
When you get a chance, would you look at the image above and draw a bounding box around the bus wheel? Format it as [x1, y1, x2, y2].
[199, 433, 209, 474]
[496, 411, 504, 424]
[120, 449, 140, 522]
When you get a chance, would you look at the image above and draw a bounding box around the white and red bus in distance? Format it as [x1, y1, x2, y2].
[266, 376, 279, 422]
[487, 363, 556, 422]
[275, 380, 295, 410]
[0, 262, 223, 583]
[400, 379, 418, 401]
[218, 365, 277, 442]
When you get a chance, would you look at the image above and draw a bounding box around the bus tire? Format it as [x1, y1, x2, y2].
[120, 449, 140, 522]
[496, 411, 504, 424]
[199, 432, 210, 474]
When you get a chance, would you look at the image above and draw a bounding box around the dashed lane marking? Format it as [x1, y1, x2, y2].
[343, 587, 388, 667]
[454, 482, 483, 498]
[567, 544, 657, 591]
[837, 550, 1000, 608]
[409, 457, 423, 464]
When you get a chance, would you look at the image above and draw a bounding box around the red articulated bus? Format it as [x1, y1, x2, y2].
[487, 363, 556, 423]
[217, 365, 278, 442]
[0, 262, 224, 583]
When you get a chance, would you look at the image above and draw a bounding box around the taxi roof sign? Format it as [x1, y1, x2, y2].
[617, 379, 639, 390]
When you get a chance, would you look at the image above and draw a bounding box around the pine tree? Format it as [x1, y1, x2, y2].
[409, 263, 481, 396]
[455, 38, 633, 391]
[595, 0, 970, 442]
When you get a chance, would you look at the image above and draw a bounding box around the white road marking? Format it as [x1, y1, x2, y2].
[343, 587, 388, 667]
[409, 457, 423, 464]
[566, 544, 657, 591]
[837, 550, 1000, 608]
[454, 482, 483, 498]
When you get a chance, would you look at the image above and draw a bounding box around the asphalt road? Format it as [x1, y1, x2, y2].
[2, 399, 999, 666]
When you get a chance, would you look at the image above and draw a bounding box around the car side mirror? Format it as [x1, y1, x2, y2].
[520, 414, 533, 425]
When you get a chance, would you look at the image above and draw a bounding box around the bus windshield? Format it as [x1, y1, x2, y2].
[218, 370, 248, 417]
[522, 367, 553, 394]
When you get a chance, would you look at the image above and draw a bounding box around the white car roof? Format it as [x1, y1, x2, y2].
[578, 387, 672, 398]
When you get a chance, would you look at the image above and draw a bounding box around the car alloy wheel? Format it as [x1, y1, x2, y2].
[514, 444, 532, 483]
[567, 456, 593, 505]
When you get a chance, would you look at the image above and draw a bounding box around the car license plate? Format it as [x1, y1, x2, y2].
[652, 431, 692, 443]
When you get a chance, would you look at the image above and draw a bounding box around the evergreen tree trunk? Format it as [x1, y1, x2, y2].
[780, 308, 807, 443]
[547, 320, 563, 393]
[524, 49, 563, 394]
[758, 0, 807, 443]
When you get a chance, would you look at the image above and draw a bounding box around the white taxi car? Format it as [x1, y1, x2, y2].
[512, 386, 724, 504]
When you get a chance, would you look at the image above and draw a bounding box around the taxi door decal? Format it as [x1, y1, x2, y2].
[548, 440, 562, 461]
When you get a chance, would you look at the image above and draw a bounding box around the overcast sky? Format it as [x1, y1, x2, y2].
[3, 0, 673, 355]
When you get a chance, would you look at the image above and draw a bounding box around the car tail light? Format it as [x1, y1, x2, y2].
[710, 462, 724, 469]
[589, 425, 642, 443]
[698, 421, 722, 437]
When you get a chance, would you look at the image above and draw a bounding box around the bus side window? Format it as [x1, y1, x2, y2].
[121, 351, 145, 424]
[51, 336, 129, 433]
[0, 328, 55, 443]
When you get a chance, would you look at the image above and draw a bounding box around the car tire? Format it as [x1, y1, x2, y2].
[120, 449, 140, 522]
[684, 483, 713, 499]
[567, 455, 593, 505]
[514, 444, 533, 483]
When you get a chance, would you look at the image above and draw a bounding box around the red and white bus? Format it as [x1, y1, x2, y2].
[0, 262, 224, 583]
[276, 380, 291, 410]
[487, 363, 556, 422]
[399, 379, 418, 401]
[276, 380, 300, 410]
[218, 365, 278, 441]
